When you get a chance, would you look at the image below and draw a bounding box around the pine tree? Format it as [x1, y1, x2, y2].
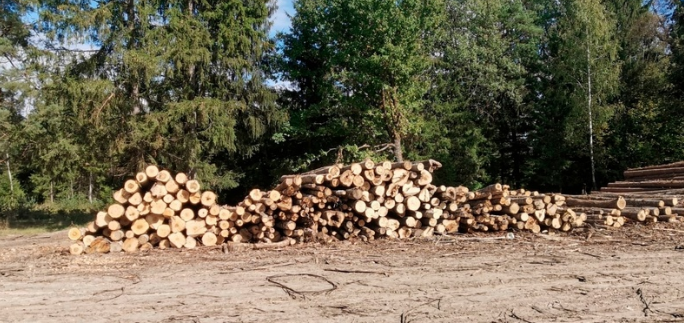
[651, 0, 684, 165]
[602, 1, 674, 175]
[670, 0, 684, 95]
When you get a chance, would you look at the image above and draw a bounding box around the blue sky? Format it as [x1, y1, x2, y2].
[5, 1, 296, 85]
[266, 0, 295, 88]
[20, 1, 294, 38]
[270, 0, 295, 36]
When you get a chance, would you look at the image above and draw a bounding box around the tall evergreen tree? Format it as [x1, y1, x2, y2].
[31, 0, 285, 197]
[431, 0, 542, 187]
[670, 0, 684, 95]
[1, 0, 33, 209]
[603, 0, 674, 176]
[662, 0, 684, 158]
[277, 0, 444, 164]
[532, 0, 619, 192]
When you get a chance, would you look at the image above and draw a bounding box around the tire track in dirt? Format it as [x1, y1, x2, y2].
[1, 230, 684, 322]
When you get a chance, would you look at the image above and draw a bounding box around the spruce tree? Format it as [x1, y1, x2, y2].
[430, 0, 542, 187]
[33, 0, 285, 194]
[602, 1, 674, 175]
[532, 0, 620, 191]
[1, 0, 34, 209]
[277, 0, 444, 163]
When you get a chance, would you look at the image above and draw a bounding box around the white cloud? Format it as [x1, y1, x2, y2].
[270, 0, 294, 36]
[265, 78, 297, 91]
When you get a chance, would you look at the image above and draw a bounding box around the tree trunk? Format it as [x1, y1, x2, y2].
[606, 181, 684, 189]
[511, 127, 521, 188]
[132, 85, 141, 115]
[88, 171, 93, 204]
[126, 0, 141, 115]
[566, 196, 626, 210]
[586, 29, 597, 191]
[50, 180, 54, 204]
[393, 131, 403, 162]
[5, 153, 13, 193]
[186, 0, 197, 97]
[627, 161, 684, 172]
[624, 166, 684, 179]
[381, 86, 404, 162]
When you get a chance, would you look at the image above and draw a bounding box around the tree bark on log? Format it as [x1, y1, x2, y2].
[565, 196, 626, 210]
[607, 181, 684, 189]
[624, 166, 684, 179]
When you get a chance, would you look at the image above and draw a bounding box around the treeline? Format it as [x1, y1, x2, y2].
[2, 0, 684, 213]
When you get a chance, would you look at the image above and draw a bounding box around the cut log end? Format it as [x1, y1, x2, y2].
[68, 227, 83, 241]
[145, 165, 159, 179]
[175, 172, 188, 185]
[156, 170, 171, 183]
[135, 172, 148, 185]
[201, 191, 217, 207]
[201, 232, 218, 246]
[124, 179, 140, 194]
[123, 237, 140, 253]
[186, 180, 201, 193]
[69, 242, 84, 255]
[108, 204, 125, 219]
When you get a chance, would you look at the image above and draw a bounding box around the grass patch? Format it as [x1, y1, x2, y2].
[0, 206, 96, 237]
[0, 226, 57, 237]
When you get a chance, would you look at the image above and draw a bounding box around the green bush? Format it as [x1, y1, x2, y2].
[0, 174, 26, 212]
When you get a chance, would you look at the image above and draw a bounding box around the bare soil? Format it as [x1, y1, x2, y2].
[1, 225, 684, 323]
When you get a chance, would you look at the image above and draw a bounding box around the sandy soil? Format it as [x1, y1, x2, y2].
[1, 225, 684, 323]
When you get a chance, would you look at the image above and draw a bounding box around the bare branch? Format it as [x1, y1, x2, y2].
[42, 43, 101, 54]
[2, 54, 19, 69]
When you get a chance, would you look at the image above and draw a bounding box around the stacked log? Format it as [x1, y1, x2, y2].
[69, 159, 684, 255]
[593, 161, 684, 223]
[440, 185, 572, 233]
[599, 161, 684, 193]
[256, 161, 584, 242]
[68, 165, 228, 254]
[263, 159, 453, 242]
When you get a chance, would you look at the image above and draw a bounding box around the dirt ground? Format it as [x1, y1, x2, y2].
[1, 225, 684, 323]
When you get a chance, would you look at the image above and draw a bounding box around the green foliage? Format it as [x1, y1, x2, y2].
[660, 0, 684, 164]
[4, 0, 286, 207]
[277, 0, 444, 163]
[4, 0, 684, 212]
[429, 0, 542, 187]
[0, 206, 94, 233]
[529, 0, 620, 191]
[602, 1, 676, 179]
[0, 170, 25, 211]
[670, 0, 684, 94]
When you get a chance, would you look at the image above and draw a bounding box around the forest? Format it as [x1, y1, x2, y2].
[1, 0, 684, 215]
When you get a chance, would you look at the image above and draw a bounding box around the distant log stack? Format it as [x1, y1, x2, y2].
[591, 161, 684, 223]
[599, 161, 684, 193]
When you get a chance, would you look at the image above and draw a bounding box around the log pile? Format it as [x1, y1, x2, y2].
[263, 161, 587, 243]
[68, 159, 684, 255]
[589, 161, 684, 224]
[443, 184, 585, 234]
[599, 161, 684, 194]
[68, 165, 226, 254]
[230, 159, 450, 243]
